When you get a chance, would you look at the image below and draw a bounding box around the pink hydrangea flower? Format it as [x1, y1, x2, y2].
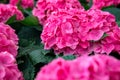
[9, 0, 34, 9]
[41, 9, 91, 55]
[0, 4, 24, 23]
[41, 9, 118, 55]
[79, 9, 117, 41]
[83, 9, 118, 54]
[91, 0, 120, 9]
[21, 0, 34, 9]
[32, 0, 84, 24]
[35, 55, 120, 80]
[115, 0, 120, 5]
[0, 23, 19, 57]
[92, 26, 120, 54]
[9, 0, 19, 6]
[109, 28, 120, 53]
[0, 51, 24, 80]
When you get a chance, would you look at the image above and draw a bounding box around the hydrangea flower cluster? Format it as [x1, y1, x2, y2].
[32, 0, 84, 24]
[9, 0, 34, 9]
[36, 55, 120, 80]
[108, 28, 120, 53]
[0, 23, 18, 57]
[41, 8, 119, 55]
[38, 0, 120, 55]
[21, 0, 34, 9]
[0, 4, 24, 23]
[91, 0, 120, 9]
[0, 51, 24, 80]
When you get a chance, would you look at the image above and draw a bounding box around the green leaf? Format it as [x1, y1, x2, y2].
[18, 4, 32, 16]
[79, 0, 90, 10]
[117, 21, 120, 26]
[18, 27, 41, 57]
[18, 45, 40, 57]
[17, 60, 24, 65]
[18, 27, 40, 44]
[9, 22, 23, 32]
[101, 33, 108, 40]
[19, 39, 33, 47]
[20, 16, 42, 31]
[88, 0, 93, 8]
[29, 49, 55, 65]
[22, 8, 32, 16]
[40, 43, 50, 55]
[103, 7, 120, 21]
[79, 0, 87, 3]
[20, 16, 39, 26]
[81, 3, 90, 10]
[62, 55, 76, 60]
[18, 56, 35, 80]
[6, 15, 16, 24]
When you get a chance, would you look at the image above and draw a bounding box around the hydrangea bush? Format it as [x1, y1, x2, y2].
[0, 0, 120, 80]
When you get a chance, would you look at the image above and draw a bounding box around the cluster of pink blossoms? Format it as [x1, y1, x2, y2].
[36, 55, 120, 80]
[0, 4, 24, 57]
[9, 0, 34, 9]
[91, 0, 120, 9]
[0, 4, 24, 23]
[0, 52, 24, 80]
[33, 0, 84, 24]
[34, 0, 120, 55]
[0, 23, 19, 57]
[0, 2, 25, 80]
[41, 8, 120, 55]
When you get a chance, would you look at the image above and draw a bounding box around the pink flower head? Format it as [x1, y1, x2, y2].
[0, 4, 24, 23]
[91, 24, 120, 54]
[109, 28, 120, 53]
[87, 9, 118, 55]
[41, 9, 118, 55]
[21, 0, 34, 9]
[9, 0, 34, 9]
[78, 9, 117, 41]
[0, 51, 24, 80]
[41, 9, 91, 55]
[35, 55, 120, 80]
[86, 9, 119, 54]
[9, 0, 19, 6]
[0, 23, 19, 57]
[91, 0, 120, 9]
[114, 0, 120, 5]
[32, 0, 84, 24]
